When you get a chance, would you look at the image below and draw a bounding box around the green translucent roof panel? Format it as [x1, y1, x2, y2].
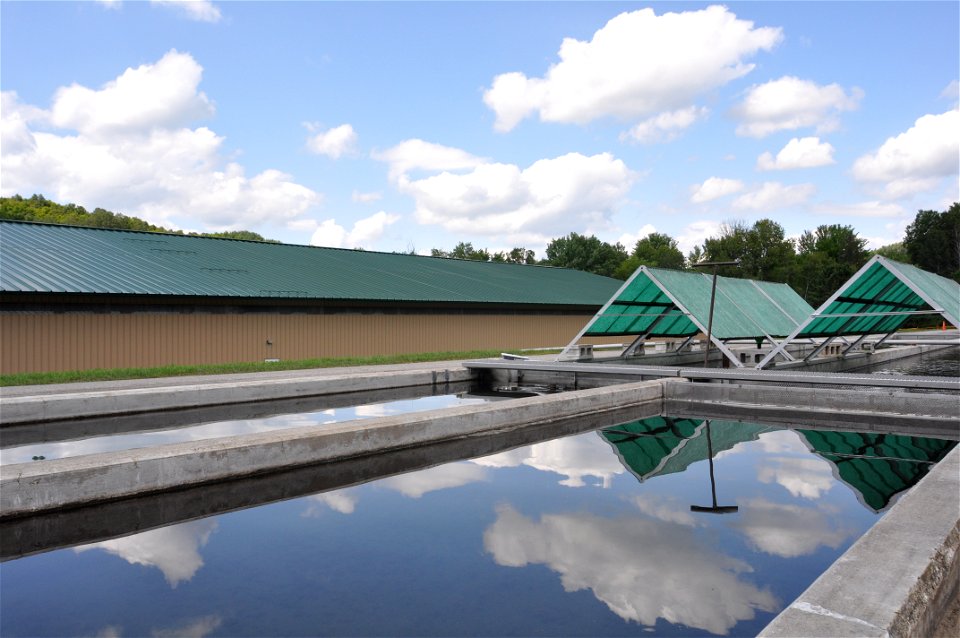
[584, 266, 813, 340]
[0, 221, 622, 306]
[797, 257, 960, 338]
[798, 430, 956, 512]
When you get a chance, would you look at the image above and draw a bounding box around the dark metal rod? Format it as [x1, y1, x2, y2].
[691, 259, 738, 369]
[704, 265, 718, 368]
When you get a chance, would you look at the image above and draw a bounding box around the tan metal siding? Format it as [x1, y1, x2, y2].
[0, 312, 618, 374]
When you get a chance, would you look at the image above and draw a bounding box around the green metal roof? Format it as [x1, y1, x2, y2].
[0, 220, 622, 306]
[581, 266, 813, 340]
[797, 429, 956, 512]
[796, 256, 960, 338]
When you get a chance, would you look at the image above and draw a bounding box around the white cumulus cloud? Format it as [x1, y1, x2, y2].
[484, 5, 781, 131]
[941, 80, 959, 105]
[851, 109, 960, 199]
[0, 51, 321, 233]
[811, 201, 905, 219]
[617, 224, 657, 251]
[306, 123, 358, 159]
[385, 146, 636, 243]
[733, 76, 862, 138]
[310, 210, 400, 249]
[151, 0, 222, 23]
[690, 177, 745, 203]
[732, 182, 816, 211]
[352, 190, 382, 203]
[50, 49, 214, 136]
[677, 219, 725, 255]
[372, 138, 486, 181]
[621, 106, 708, 144]
[757, 136, 835, 171]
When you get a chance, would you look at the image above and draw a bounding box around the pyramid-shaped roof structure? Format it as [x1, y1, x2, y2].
[796, 257, 959, 338]
[561, 266, 813, 365]
[757, 256, 959, 368]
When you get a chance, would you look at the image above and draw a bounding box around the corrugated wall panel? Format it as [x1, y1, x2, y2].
[0, 312, 619, 374]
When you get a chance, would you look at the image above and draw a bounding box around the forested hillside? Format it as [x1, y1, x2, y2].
[0, 195, 276, 242]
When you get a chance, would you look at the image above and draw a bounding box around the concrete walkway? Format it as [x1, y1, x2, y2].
[0, 360, 475, 424]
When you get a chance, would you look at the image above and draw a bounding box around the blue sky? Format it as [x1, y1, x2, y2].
[2, 1, 958, 257]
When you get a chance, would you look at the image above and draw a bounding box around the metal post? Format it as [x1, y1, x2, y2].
[691, 259, 740, 369]
[704, 265, 718, 367]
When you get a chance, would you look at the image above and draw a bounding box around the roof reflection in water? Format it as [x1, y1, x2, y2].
[796, 430, 957, 512]
[602, 417, 955, 513]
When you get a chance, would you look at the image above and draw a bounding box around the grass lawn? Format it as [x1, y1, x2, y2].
[0, 349, 551, 387]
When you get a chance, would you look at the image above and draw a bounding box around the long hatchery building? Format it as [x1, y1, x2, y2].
[0, 220, 623, 374]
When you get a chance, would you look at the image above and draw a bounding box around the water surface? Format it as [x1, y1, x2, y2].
[0, 393, 488, 464]
[2, 415, 953, 637]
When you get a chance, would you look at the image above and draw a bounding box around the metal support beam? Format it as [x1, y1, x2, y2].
[674, 334, 697, 353]
[804, 336, 837, 362]
[622, 308, 675, 357]
[622, 334, 647, 358]
[874, 332, 894, 349]
[841, 333, 871, 356]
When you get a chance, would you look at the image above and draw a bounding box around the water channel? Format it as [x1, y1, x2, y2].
[1, 350, 957, 637]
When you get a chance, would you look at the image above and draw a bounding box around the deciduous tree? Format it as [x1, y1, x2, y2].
[903, 203, 960, 280]
[792, 224, 869, 306]
[544, 232, 628, 278]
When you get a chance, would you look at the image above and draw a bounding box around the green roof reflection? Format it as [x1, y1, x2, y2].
[604, 419, 957, 513]
[797, 430, 957, 512]
[601, 417, 775, 482]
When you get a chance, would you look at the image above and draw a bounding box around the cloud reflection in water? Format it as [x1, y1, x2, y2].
[483, 504, 777, 635]
[473, 434, 624, 487]
[74, 519, 218, 587]
[730, 498, 852, 558]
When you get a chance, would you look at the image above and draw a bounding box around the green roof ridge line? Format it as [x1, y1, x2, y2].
[1, 220, 623, 306]
[0, 219, 577, 273]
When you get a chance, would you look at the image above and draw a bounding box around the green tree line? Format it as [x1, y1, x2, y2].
[431, 203, 958, 307]
[0, 194, 277, 243]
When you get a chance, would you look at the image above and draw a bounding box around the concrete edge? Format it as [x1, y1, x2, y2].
[760, 444, 960, 638]
[663, 383, 960, 440]
[1, 403, 648, 561]
[0, 366, 473, 424]
[0, 378, 682, 517]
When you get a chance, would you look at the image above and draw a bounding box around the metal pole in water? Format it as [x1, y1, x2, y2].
[691, 421, 739, 514]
